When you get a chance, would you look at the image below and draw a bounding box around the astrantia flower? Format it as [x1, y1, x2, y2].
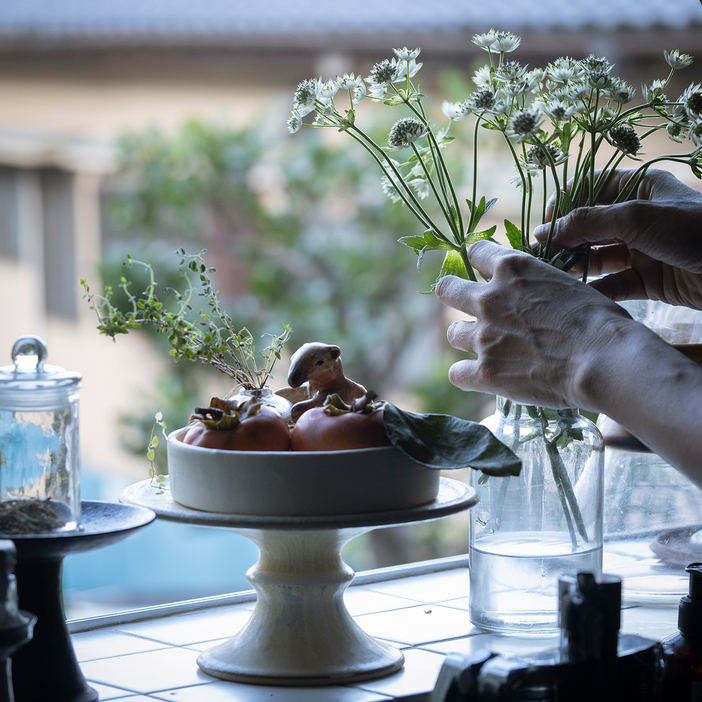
[287, 111, 303, 134]
[468, 87, 497, 112]
[689, 120, 702, 147]
[293, 78, 320, 116]
[387, 117, 428, 150]
[442, 101, 471, 121]
[472, 29, 498, 51]
[581, 55, 613, 76]
[408, 177, 431, 199]
[547, 57, 583, 83]
[352, 82, 367, 105]
[605, 79, 636, 105]
[581, 55, 614, 90]
[667, 121, 684, 143]
[367, 59, 399, 86]
[507, 109, 544, 142]
[395, 59, 422, 82]
[380, 173, 403, 202]
[608, 124, 641, 155]
[473, 65, 493, 88]
[337, 73, 364, 91]
[540, 99, 576, 122]
[682, 83, 702, 120]
[525, 143, 565, 170]
[664, 49, 693, 70]
[393, 47, 421, 61]
[318, 79, 340, 99]
[495, 60, 527, 83]
[492, 31, 521, 53]
[643, 79, 667, 105]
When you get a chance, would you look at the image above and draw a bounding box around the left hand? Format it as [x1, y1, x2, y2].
[434, 240, 637, 409]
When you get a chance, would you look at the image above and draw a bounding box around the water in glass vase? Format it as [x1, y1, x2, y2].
[470, 533, 602, 635]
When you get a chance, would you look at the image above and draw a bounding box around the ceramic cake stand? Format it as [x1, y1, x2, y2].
[121, 477, 477, 686]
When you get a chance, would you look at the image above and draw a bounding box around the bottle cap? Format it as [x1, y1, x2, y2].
[679, 563, 702, 637]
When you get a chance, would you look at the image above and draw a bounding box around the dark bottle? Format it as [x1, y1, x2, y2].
[662, 563, 702, 700]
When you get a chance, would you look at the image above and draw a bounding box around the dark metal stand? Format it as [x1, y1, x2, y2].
[5, 501, 155, 702]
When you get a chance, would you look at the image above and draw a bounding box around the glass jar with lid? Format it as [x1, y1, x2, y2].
[0, 336, 82, 533]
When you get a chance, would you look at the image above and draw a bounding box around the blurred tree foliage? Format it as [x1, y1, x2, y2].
[101, 117, 492, 515]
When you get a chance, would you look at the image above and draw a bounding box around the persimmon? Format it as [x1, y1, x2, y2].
[291, 393, 390, 451]
[182, 397, 291, 452]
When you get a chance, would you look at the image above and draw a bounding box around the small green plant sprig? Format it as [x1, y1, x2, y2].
[81, 249, 292, 392]
[288, 32, 702, 286]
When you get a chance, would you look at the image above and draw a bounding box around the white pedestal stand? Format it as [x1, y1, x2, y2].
[121, 478, 477, 686]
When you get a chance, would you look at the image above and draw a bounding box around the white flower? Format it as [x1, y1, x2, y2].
[367, 83, 388, 99]
[318, 79, 340, 99]
[682, 83, 702, 120]
[547, 57, 584, 83]
[381, 173, 403, 202]
[689, 120, 702, 146]
[507, 109, 544, 142]
[387, 117, 428, 150]
[315, 97, 335, 116]
[472, 29, 498, 51]
[293, 78, 321, 116]
[367, 59, 399, 85]
[287, 111, 303, 134]
[468, 87, 498, 112]
[541, 99, 576, 122]
[473, 65, 493, 88]
[643, 79, 667, 105]
[442, 101, 471, 121]
[605, 79, 636, 105]
[337, 73, 363, 91]
[495, 60, 527, 83]
[395, 59, 422, 82]
[665, 49, 693, 70]
[352, 82, 367, 104]
[393, 47, 421, 61]
[492, 31, 521, 53]
[408, 177, 431, 199]
[667, 121, 684, 143]
[607, 124, 641, 155]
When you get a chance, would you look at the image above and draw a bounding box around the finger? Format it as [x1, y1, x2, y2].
[589, 268, 647, 301]
[533, 201, 638, 249]
[446, 320, 476, 353]
[585, 243, 632, 276]
[466, 239, 526, 281]
[435, 274, 481, 314]
[447, 359, 482, 393]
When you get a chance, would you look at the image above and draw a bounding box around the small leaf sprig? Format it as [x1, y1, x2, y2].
[81, 249, 292, 392]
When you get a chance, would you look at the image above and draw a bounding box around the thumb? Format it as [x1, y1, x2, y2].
[534, 202, 637, 249]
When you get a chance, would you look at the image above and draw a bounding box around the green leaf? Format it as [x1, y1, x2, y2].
[504, 219, 522, 250]
[383, 403, 521, 476]
[146, 449, 155, 462]
[481, 122, 501, 131]
[437, 250, 468, 281]
[466, 226, 497, 244]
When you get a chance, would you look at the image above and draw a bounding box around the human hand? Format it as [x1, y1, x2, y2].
[435, 240, 640, 410]
[533, 169, 702, 309]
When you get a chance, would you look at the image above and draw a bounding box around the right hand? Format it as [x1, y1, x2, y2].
[533, 169, 702, 309]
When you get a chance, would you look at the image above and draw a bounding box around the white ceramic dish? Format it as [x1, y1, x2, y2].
[167, 427, 441, 516]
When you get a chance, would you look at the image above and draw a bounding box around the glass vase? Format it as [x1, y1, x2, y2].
[599, 414, 702, 604]
[470, 397, 604, 635]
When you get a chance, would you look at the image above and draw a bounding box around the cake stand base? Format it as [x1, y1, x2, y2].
[121, 478, 477, 686]
[6, 501, 155, 702]
[198, 527, 404, 685]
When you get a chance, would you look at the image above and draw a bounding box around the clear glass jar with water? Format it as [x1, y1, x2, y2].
[0, 336, 82, 533]
[472, 398, 604, 635]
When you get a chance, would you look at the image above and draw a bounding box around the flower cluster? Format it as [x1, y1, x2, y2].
[288, 31, 702, 285]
